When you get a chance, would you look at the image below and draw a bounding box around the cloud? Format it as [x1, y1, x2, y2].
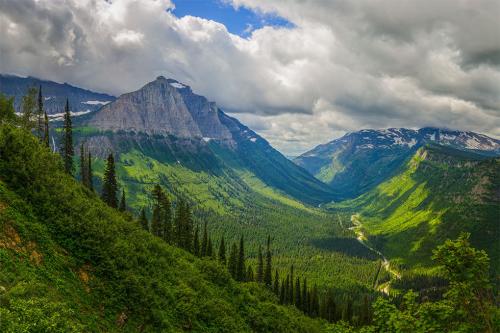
[0, 0, 498, 154]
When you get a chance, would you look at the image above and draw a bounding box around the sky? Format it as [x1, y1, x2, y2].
[0, 0, 499, 155]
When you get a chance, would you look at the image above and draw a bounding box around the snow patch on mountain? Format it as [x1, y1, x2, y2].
[83, 100, 110, 105]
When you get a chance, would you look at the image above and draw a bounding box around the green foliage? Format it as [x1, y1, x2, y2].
[101, 153, 118, 207]
[61, 99, 74, 174]
[0, 92, 16, 125]
[0, 124, 325, 332]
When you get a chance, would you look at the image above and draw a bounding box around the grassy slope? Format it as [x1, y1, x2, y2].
[73, 131, 381, 292]
[329, 145, 500, 278]
[0, 125, 326, 332]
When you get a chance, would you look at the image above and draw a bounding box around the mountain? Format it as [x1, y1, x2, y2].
[295, 127, 500, 199]
[328, 144, 500, 279]
[78, 76, 336, 206]
[0, 74, 115, 118]
[0, 124, 325, 332]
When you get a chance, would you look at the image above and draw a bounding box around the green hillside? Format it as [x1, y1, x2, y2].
[0, 125, 326, 332]
[329, 145, 500, 279]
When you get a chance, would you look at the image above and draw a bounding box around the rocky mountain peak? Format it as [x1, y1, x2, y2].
[84, 77, 234, 142]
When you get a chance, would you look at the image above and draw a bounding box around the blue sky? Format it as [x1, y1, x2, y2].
[171, 0, 293, 36]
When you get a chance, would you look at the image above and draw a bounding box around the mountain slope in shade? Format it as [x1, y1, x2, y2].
[295, 127, 500, 200]
[0, 74, 115, 117]
[329, 144, 500, 278]
[80, 76, 336, 206]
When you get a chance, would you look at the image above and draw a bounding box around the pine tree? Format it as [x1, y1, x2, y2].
[174, 199, 184, 247]
[21, 87, 37, 130]
[151, 205, 162, 238]
[218, 236, 226, 265]
[62, 99, 74, 175]
[160, 191, 172, 243]
[279, 278, 286, 304]
[193, 226, 200, 257]
[207, 237, 213, 257]
[43, 111, 49, 148]
[101, 153, 118, 207]
[88, 151, 93, 191]
[273, 269, 280, 295]
[201, 221, 208, 256]
[257, 245, 264, 283]
[183, 203, 193, 251]
[119, 189, 126, 212]
[37, 85, 43, 139]
[264, 235, 272, 287]
[139, 208, 149, 231]
[80, 144, 87, 186]
[284, 274, 290, 304]
[228, 243, 238, 279]
[289, 265, 294, 304]
[302, 278, 308, 312]
[246, 265, 254, 282]
[311, 285, 320, 318]
[295, 277, 301, 307]
[236, 235, 246, 281]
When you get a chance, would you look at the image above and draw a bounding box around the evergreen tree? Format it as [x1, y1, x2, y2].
[289, 265, 294, 304]
[79, 144, 87, 186]
[228, 243, 238, 279]
[246, 265, 254, 282]
[236, 235, 246, 281]
[161, 193, 172, 244]
[37, 85, 44, 139]
[174, 199, 184, 247]
[183, 203, 193, 251]
[119, 189, 126, 212]
[151, 205, 162, 238]
[43, 111, 49, 148]
[207, 237, 213, 258]
[342, 298, 353, 323]
[88, 151, 93, 191]
[295, 277, 301, 307]
[273, 269, 280, 295]
[101, 153, 118, 207]
[62, 99, 74, 175]
[139, 208, 149, 231]
[201, 221, 208, 256]
[302, 278, 308, 312]
[325, 292, 336, 322]
[21, 87, 37, 129]
[284, 275, 290, 304]
[193, 225, 200, 257]
[256, 245, 264, 283]
[264, 235, 272, 287]
[279, 279, 286, 304]
[218, 236, 226, 265]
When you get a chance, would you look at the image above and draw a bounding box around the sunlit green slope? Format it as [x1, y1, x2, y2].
[330, 145, 500, 278]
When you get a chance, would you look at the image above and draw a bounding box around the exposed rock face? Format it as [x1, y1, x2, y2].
[85, 77, 234, 142]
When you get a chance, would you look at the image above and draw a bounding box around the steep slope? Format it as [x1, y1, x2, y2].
[79, 76, 335, 206]
[329, 145, 500, 277]
[0, 125, 325, 332]
[295, 128, 500, 199]
[0, 74, 115, 117]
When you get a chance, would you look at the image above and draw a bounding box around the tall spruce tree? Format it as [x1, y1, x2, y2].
[119, 189, 126, 212]
[264, 236, 272, 287]
[101, 153, 117, 207]
[246, 266, 254, 282]
[151, 205, 162, 238]
[37, 85, 44, 139]
[161, 194, 172, 243]
[139, 208, 149, 231]
[88, 151, 93, 191]
[21, 87, 37, 129]
[207, 237, 213, 257]
[80, 144, 87, 186]
[295, 277, 301, 307]
[279, 279, 286, 304]
[183, 203, 193, 251]
[62, 99, 74, 175]
[257, 245, 264, 283]
[273, 269, 280, 295]
[302, 278, 308, 312]
[228, 243, 238, 279]
[201, 221, 208, 256]
[43, 111, 49, 148]
[289, 265, 294, 304]
[218, 236, 226, 265]
[193, 226, 200, 257]
[236, 235, 246, 281]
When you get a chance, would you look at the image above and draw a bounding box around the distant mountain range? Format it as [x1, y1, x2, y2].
[0, 74, 115, 118]
[295, 127, 500, 199]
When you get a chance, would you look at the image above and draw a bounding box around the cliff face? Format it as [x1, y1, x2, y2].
[85, 77, 233, 142]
